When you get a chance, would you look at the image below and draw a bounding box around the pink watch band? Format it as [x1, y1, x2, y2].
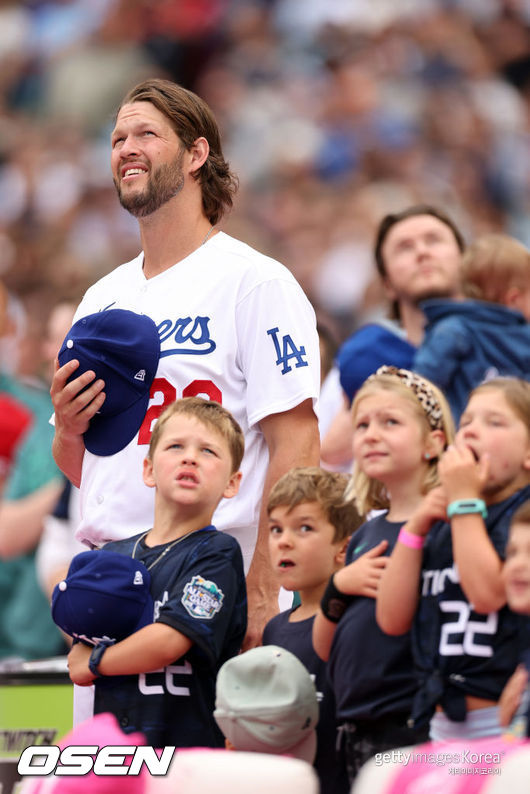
[398, 527, 425, 550]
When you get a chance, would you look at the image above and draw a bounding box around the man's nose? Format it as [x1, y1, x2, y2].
[119, 134, 141, 158]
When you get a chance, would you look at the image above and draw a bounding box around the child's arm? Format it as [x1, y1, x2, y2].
[439, 443, 506, 614]
[312, 540, 388, 661]
[68, 623, 193, 686]
[312, 612, 338, 663]
[413, 318, 468, 391]
[376, 487, 447, 636]
[499, 664, 528, 728]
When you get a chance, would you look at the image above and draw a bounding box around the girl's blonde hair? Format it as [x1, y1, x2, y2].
[347, 369, 455, 516]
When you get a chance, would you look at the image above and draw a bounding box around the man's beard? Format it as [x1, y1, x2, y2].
[412, 283, 456, 306]
[115, 149, 185, 218]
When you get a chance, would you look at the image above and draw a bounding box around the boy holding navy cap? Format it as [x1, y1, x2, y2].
[52, 549, 154, 646]
[67, 396, 247, 748]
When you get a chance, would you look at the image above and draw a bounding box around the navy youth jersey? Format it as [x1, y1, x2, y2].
[412, 486, 530, 726]
[94, 526, 247, 747]
[264, 608, 349, 794]
[328, 514, 420, 722]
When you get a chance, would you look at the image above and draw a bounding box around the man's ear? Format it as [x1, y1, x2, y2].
[381, 276, 397, 302]
[188, 136, 209, 174]
[143, 456, 156, 488]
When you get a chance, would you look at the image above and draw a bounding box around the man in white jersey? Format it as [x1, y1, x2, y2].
[50, 78, 320, 648]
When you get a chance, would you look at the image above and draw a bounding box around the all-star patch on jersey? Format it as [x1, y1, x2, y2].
[182, 575, 224, 619]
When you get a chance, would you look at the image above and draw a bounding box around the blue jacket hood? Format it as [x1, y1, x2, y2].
[414, 298, 530, 422]
[420, 299, 526, 328]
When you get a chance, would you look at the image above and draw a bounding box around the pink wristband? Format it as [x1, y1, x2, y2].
[398, 527, 425, 550]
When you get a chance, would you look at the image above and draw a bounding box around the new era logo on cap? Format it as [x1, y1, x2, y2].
[58, 309, 160, 456]
[51, 549, 154, 645]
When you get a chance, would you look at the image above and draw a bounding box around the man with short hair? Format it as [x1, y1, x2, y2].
[51, 78, 320, 650]
[321, 204, 465, 467]
[373, 204, 465, 346]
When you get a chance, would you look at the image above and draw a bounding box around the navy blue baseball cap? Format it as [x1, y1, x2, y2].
[58, 309, 160, 456]
[337, 323, 416, 404]
[51, 550, 154, 645]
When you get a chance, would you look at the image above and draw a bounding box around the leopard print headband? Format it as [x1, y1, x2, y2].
[366, 365, 444, 430]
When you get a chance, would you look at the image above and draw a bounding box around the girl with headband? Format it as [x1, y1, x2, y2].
[313, 366, 454, 783]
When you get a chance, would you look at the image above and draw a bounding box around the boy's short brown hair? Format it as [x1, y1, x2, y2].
[267, 467, 363, 543]
[461, 233, 530, 304]
[148, 397, 244, 473]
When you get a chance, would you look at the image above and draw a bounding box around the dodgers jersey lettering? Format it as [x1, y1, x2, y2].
[72, 233, 320, 566]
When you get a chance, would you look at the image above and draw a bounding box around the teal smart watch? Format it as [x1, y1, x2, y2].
[447, 498, 487, 520]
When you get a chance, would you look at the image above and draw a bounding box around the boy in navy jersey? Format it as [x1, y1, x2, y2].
[67, 397, 247, 748]
[263, 467, 362, 794]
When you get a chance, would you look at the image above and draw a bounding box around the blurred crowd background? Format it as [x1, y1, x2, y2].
[2, 0, 530, 349]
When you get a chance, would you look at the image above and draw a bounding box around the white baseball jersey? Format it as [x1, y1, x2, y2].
[72, 232, 320, 568]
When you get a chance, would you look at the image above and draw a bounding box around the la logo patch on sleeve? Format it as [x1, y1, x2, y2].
[181, 575, 225, 619]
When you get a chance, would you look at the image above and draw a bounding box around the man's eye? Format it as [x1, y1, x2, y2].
[425, 233, 442, 244]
